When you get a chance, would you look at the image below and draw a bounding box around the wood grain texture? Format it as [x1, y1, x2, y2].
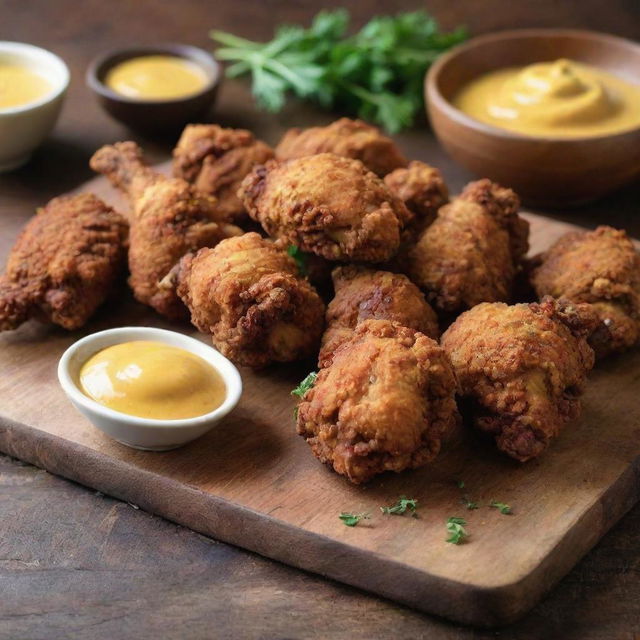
[1, 1, 640, 636]
[0, 170, 638, 625]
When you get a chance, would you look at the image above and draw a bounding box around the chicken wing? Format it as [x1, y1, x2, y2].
[407, 179, 529, 316]
[238, 153, 410, 262]
[296, 319, 459, 484]
[384, 160, 448, 237]
[172, 124, 274, 222]
[530, 226, 640, 359]
[90, 141, 242, 319]
[275, 117, 407, 177]
[441, 298, 598, 462]
[319, 265, 439, 367]
[0, 193, 127, 331]
[173, 232, 325, 368]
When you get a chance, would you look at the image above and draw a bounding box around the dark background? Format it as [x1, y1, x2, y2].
[1, 2, 639, 639]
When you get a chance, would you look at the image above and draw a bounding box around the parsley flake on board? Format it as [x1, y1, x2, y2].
[339, 512, 371, 527]
[380, 496, 418, 517]
[490, 501, 512, 515]
[461, 496, 479, 510]
[446, 517, 468, 544]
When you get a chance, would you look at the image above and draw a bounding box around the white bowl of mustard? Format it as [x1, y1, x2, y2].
[0, 41, 69, 172]
[426, 29, 640, 206]
[58, 327, 242, 451]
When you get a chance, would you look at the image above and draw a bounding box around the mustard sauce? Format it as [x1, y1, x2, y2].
[453, 58, 640, 138]
[0, 63, 52, 109]
[79, 341, 226, 420]
[105, 55, 208, 100]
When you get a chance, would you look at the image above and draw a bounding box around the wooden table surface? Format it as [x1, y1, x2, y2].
[1, 1, 639, 638]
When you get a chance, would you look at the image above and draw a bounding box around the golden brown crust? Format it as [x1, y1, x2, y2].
[441, 297, 598, 462]
[407, 179, 528, 314]
[384, 161, 448, 237]
[319, 265, 439, 367]
[238, 153, 410, 262]
[172, 124, 274, 222]
[91, 142, 242, 319]
[175, 233, 325, 368]
[297, 319, 459, 484]
[0, 194, 127, 331]
[531, 225, 640, 358]
[274, 117, 407, 177]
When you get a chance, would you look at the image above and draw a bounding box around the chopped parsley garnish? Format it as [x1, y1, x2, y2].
[490, 501, 512, 515]
[339, 512, 371, 527]
[380, 496, 418, 517]
[456, 479, 465, 489]
[291, 371, 317, 398]
[461, 496, 479, 510]
[446, 517, 468, 544]
[286, 244, 308, 277]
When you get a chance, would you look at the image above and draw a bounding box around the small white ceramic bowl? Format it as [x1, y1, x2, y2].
[57, 327, 243, 451]
[0, 41, 70, 172]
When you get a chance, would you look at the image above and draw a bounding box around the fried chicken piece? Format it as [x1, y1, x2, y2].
[530, 226, 640, 359]
[173, 232, 325, 368]
[384, 161, 449, 237]
[172, 124, 274, 222]
[407, 179, 529, 315]
[0, 194, 127, 331]
[90, 141, 242, 319]
[239, 153, 410, 262]
[296, 319, 459, 484]
[319, 265, 439, 367]
[275, 117, 407, 177]
[441, 298, 598, 462]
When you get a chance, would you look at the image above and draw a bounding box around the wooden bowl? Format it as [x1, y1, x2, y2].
[87, 44, 221, 133]
[426, 29, 640, 206]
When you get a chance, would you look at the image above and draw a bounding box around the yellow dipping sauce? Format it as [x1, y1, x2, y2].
[453, 58, 640, 138]
[105, 54, 208, 100]
[79, 341, 226, 420]
[0, 63, 52, 109]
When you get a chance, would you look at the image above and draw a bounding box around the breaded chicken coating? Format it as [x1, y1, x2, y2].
[174, 233, 325, 368]
[172, 124, 274, 222]
[239, 153, 410, 262]
[91, 141, 242, 319]
[319, 265, 439, 367]
[530, 226, 640, 359]
[407, 179, 529, 315]
[441, 298, 598, 462]
[275, 117, 407, 177]
[0, 194, 126, 331]
[384, 161, 449, 237]
[296, 319, 459, 484]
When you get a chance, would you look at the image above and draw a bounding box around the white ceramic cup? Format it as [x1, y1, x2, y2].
[57, 327, 243, 451]
[0, 41, 70, 172]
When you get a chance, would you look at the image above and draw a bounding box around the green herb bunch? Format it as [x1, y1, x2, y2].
[211, 9, 466, 133]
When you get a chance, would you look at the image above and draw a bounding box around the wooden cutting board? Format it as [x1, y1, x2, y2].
[1, 168, 639, 627]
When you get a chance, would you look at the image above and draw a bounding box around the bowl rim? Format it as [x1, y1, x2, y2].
[57, 326, 243, 429]
[86, 42, 222, 105]
[426, 27, 640, 143]
[0, 41, 70, 115]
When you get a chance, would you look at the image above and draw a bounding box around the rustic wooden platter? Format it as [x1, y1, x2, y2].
[0, 168, 639, 627]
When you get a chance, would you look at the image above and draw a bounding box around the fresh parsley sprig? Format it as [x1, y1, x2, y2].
[446, 517, 468, 545]
[380, 496, 418, 517]
[339, 512, 371, 527]
[211, 9, 467, 133]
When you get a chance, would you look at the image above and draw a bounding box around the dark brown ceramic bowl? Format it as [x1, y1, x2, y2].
[426, 29, 640, 206]
[87, 44, 221, 133]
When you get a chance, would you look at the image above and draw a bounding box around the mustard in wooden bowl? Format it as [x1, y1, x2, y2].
[453, 58, 640, 138]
